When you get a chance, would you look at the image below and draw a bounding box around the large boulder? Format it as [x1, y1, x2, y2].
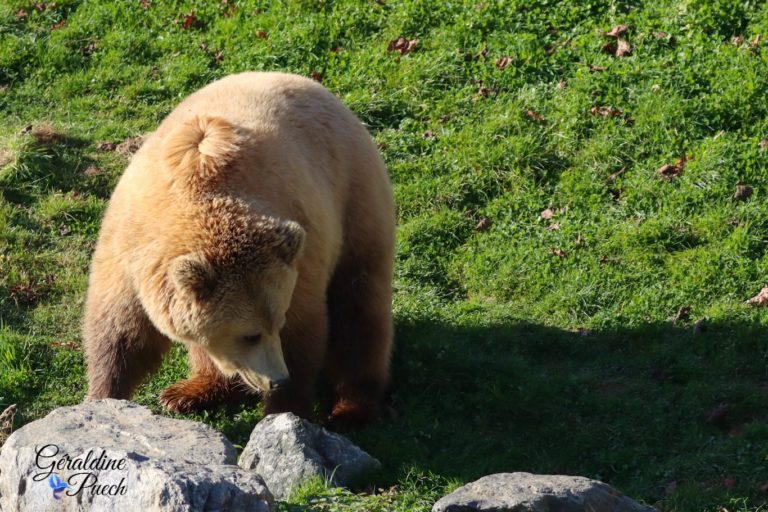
[432, 472, 656, 512]
[239, 413, 381, 499]
[0, 399, 273, 512]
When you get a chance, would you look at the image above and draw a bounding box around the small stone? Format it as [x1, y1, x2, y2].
[432, 472, 656, 512]
[239, 412, 380, 500]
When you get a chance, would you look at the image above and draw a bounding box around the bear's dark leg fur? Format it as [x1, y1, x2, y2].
[325, 258, 393, 430]
[84, 278, 171, 401]
[159, 344, 256, 413]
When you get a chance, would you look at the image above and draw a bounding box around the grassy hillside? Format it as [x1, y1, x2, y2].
[3, 0, 768, 510]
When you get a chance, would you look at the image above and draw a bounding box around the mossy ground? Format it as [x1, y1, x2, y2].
[3, 1, 768, 510]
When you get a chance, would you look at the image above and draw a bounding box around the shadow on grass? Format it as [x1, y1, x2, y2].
[334, 316, 768, 506]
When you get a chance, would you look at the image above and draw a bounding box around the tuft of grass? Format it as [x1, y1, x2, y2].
[3, 0, 768, 510]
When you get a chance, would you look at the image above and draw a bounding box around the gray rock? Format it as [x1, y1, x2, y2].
[238, 413, 380, 499]
[0, 399, 273, 512]
[432, 472, 657, 512]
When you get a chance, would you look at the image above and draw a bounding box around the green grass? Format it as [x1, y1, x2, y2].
[3, 0, 768, 510]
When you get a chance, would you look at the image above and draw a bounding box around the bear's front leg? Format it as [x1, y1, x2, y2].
[84, 270, 171, 400]
[159, 344, 257, 413]
[262, 291, 329, 420]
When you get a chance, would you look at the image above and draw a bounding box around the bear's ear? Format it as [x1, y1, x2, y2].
[170, 254, 217, 300]
[275, 221, 305, 264]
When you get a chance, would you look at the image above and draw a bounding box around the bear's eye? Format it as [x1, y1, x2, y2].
[242, 334, 262, 345]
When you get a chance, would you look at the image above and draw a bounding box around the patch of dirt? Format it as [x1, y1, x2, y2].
[0, 404, 17, 449]
[116, 135, 146, 159]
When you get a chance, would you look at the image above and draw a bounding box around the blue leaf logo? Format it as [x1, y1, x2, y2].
[48, 474, 68, 500]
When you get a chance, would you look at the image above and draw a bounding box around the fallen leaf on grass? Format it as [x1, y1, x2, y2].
[602, 39, 632, 57]
[255, 31, 268, 39]
[525, 109, 545, 123]
[605, 24, 628, 38]
[760, 138, 768, 149]
[495, 56, 512, 70]
[731, 36, 745, 46]
[475, 217, 492, 231]
[733, 181, 753, 201]
[83, 166, 103, 177]
[182, 12, 196, 30]
[50, 19, 66, 31]
[540, 208, 555, 220]
[747, 287, 768, 306]
[557, 78, 567, 90]
[310, 70, 322, 82]
[15, 9, 28, 19]
[387, 36, 418, 55]
[547, 222, 560, 231]
[751, 35, 762, 49]
[140, 0, 150, 9]
[590, 105, 623, 117]
[51, 340, 80, 351]
[657, 156, 690, 180]
[98, 141, 117, 151]
[550, 247, 567, 257]
[589, 64, 606, 72]
[422, 130, 434, 138]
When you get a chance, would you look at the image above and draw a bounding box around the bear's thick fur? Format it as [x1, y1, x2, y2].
[84, 72, 395, 427]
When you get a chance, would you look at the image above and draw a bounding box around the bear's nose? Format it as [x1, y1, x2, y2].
[270, 378, 290, 390]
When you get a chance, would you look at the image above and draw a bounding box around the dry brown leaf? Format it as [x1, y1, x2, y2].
[557, 78, 567, 90]
[590, 105, 623, 117]
[98, 141, 117, 151]
[83, 166, 102, 177]
[547, 222, 560, 231]
[550, 247, 567, 258]
[605, 24, 628, 38]
[422, 130, 434, 138]
[653, 31, 669, 39]
[657, 156, 689, 180]
[751, 34, 762, 48]
[50, 19, 66, 31]
[733, 181, 753, 201]
[602, 39, 631, 57]
[140, 0, 150, 8]
[525, 109, 545, 123]
[540, 208, 555, 220]
[760, 138, 768, 149]
[182, 12, 195, 29]
[15, 9, 28, 19]
[731, 36, 745, 46]
[387, 36, 418, 55]
[495, 56, 512, 70]
[747, 287, 768, 306]
[589, 64, 606, 72]
[475, 216, 492, 231]
[615, 39, 632, 57]
[212, 49, 224, 62]
[256, 30, 268, 39]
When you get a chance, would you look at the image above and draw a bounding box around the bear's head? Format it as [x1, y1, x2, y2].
[164, 217, 305, 392]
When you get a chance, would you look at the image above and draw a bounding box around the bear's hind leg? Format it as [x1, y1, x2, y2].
[159, 344, 256, 413]
[85, 277, 171, 400]
[326, 261, 393, 430]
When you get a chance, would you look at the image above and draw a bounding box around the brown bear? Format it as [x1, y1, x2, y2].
[83, 72, 395, 428]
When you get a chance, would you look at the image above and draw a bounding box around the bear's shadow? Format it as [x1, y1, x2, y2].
[341, 315, 768, 502]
